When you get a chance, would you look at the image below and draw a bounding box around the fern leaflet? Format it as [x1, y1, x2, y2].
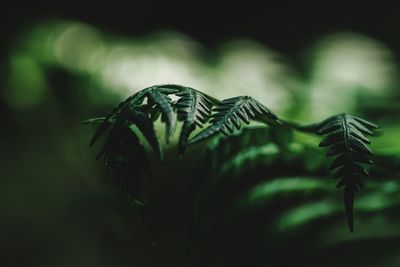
[188, 96, 280, 144]
[97, 125, 151, 208]
[175, 87, 218, 155]
[307, 113, 378, 232]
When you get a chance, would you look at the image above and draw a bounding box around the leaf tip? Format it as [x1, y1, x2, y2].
[344, 187, 355, 233]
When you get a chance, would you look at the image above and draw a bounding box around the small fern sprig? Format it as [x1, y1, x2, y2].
[295, 113, 378, 232]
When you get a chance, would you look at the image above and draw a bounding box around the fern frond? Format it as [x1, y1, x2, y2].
[89, 95, 135, 146]
[97, 125, 151, 208]
[146, 87, 178, 143]
[87, 109, 164, 161]
[175, 87, 219, 155]
[90, 85, 181, 149]
[188, 96, 280, 145]
[310, 113, 378, 232]
[126, 109, 164, 161]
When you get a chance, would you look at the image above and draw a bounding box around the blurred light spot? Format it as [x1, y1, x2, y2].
[6, 19, 304, 120]
[21, 21, 296, 115]
[23, 22, 72, 64]
[101, 41, 205, 97]
[277, 180, 400, 231]
[54, 23, 105, 71]
[381, 181, 400, 193]
[356, 181, 400, 211]
[222, 143, 279, 172]
[308, 32, 398, 119]
[248, 177, 331, 203]
[371, 124, 400, 153]
[4, 54, 47, 108]
[278, 200, 339, 231]
[357, 193, 393, 211]
[211, 40, 296, 112]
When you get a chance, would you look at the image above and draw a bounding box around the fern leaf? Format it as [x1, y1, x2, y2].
[90, 85, 180, 147]
[98, 125, 151, 208]
[126, 109, 164, 161]
[146, 87, 177, 143]
[89, 99, 130, 146]
[86, 109, 163, 160]
[89, 86, 154, 147]
[175, 87, 218, 155]
[126, 85, 181, 143]
[311, 113, 378, 232]
[188, 96, 279, 144]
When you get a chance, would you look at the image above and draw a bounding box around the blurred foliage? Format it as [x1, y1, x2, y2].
[1, 18, 400, 267]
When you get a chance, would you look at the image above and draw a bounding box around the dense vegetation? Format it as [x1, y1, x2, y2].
[86, 84, 381, 237]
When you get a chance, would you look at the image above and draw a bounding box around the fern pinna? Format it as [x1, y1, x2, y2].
[298, 114, 378, 232]
[175, 87, 219, 155]
[86, 84, 380, 232]
[99, 125, 150, 208]
[188, 96, 280, 144]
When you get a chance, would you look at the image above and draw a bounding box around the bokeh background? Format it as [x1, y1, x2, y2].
[1, 3, 400, 267]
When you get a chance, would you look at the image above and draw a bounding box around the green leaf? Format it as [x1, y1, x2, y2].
[89, 101, 126, 147]
[188, 96, 280, 145]
[89, 88, 151, 147]
[146, 86, 178, 144]
[90, 85, 181, 148]
[175, 87, 218, 155]
[126, 109, 164, 161]
[308, 113, 378, 232]
[97, 125, 151, 208]
[86, 110, 163, 160]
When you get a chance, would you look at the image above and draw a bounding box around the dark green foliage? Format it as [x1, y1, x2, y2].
[127, 109, 164, 160]
[188, 96, 280, 144]
[146, 87, 179, 143]
[193, 127, 276, 210]
[175, 87, 219, 155]
[86, 85, 183, 209]
[90, 85, 181, 149]
[97, 125, 151, 208]
[199, 126, 272, 174]
[197, 126, 296, 181]
[300, 113, 378, 232]
[269, 125, 293, 150]
[87, 85, 380, 233]
[85, 110, 163, 161]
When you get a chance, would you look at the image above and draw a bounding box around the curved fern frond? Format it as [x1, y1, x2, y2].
[97, 125, 151, 208]
[146, 87, 178, 143]
[90, 85, 181, 149]
[86, 109, 164, 161]
[309, 113, 378, 232]
[89, 95, 137, 147]
[126, 109, 164, 160]
[85, 84, 389, 236]
[188, 96, 280, 145]
[175, 87, 219, 155]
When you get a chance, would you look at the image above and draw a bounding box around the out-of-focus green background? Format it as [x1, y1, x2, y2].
[1, 4, 400, 267]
